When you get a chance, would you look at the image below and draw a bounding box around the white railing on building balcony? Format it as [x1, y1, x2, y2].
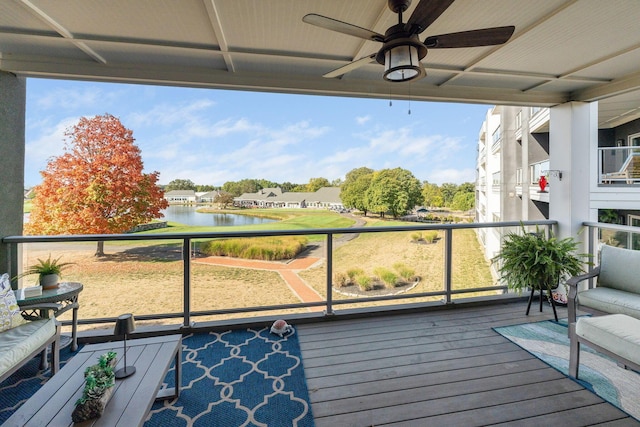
[530, 160, 550, 185]
[598, 147, 640, 184]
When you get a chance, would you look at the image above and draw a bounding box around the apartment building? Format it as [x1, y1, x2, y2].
[477, 105, 640, 263]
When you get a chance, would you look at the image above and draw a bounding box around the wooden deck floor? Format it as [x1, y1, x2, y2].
[297, 301, 640, 427]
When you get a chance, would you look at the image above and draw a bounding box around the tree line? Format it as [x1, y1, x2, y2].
[166, 167, 475, 218]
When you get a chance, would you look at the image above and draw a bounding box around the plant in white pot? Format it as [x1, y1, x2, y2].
[16, 255, 75, 290]
[492, 225, 590, 320]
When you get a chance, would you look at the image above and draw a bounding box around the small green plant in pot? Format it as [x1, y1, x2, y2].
[15, 254, 74, 289]
[492, 225, 590, 319]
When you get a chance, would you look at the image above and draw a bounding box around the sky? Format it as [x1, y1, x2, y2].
[25, 78, 491, 188]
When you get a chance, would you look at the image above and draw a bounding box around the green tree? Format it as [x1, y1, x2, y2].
[279, 182, 298, 192]
[196, 185, 217, 192]
[365, 168, 422, 218]
[451, 192, 475, 211]
[222, 179, 263, 196]
[421, 182, 444, 208]
[440, 182, 459, 207]
[214, 192, 235, 208]
[306, 177, 331, 192]
[341, 167, 374, 216]
[165, 179, 196, 191]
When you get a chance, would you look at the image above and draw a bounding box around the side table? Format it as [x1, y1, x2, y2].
[15, 281, 83, 351]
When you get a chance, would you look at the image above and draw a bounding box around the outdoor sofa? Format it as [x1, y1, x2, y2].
[0, 273, 60, 383]
[567, 244, 640, 325]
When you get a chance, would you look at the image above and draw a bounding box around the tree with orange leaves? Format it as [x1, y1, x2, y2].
[26, 114, 169, 256]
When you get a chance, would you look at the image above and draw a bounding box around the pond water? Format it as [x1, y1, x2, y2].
[160, 205, 276, 227]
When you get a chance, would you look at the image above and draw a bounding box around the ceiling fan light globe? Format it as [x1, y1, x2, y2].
[383, 44, 425, 82]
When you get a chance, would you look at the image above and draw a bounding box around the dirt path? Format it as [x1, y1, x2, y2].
[194, 255, 325, 311]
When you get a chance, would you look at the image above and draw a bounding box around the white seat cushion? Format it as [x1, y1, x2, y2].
[575, 314, 640, 366]
[0, 318, 56, 378]
[578, 287, 640, 320]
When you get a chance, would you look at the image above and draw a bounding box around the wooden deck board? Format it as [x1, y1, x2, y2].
[297, 301, 640, 426]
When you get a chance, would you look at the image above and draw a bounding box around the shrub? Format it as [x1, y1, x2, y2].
[346, 268, 364, 281]
[374, 267, 398, 288]
[201, 236, 307, 260]
[411, 232, 422, 242]
[423, 231, 438, 243]
[334, 272, 349, 287]
[393, 263, 415, 281]
[355, 275, 373, 291]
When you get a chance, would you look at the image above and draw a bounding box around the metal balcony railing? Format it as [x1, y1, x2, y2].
[3, 220, 557, 332]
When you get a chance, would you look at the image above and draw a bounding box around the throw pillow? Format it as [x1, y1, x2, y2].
[0, 273, 27, 332]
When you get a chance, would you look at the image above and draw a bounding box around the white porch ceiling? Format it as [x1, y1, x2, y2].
[1, 0, 640, 128]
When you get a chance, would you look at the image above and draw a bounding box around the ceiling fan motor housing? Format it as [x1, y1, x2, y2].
[388, 0, 412, 14]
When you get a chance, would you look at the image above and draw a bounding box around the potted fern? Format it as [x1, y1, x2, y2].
[493, 225, 590, 318]
[16, 254, 74, 289]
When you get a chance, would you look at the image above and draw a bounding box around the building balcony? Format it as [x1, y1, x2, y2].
[2, 221, 639, 425]
[599, 147, 640, 185]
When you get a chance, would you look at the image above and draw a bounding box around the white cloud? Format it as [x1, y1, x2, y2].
[425, 168, 476, 185]
[356, 115, 371, 125]
[33, 87, 120, 111]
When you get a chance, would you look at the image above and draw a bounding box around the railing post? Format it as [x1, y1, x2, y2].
[325, 232, 334, 315]
[444, 228, 453, 304]
[588, 225, 595, 289]
[182, 238, 191, 327]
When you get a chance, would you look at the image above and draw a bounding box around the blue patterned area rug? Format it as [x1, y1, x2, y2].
[494, 320, 640, 421]
[0, 344, 79, 424]
[145, 327, 314, 427]
[0, 328, 314, 427]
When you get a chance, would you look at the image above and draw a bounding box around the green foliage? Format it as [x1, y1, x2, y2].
[221, 179, 280, 197]
[374, 267, 398, 288]
[365, 168, 422, 218]
[15, 254, 74, 282]
[451, 192, 475, 211]
[340, 167, 374, 215]
[355, 274, 373, 291]
[165, 179, 196, 191]
[346, 268, 364, 281]
[393, 263, 415, 280]
[421, 182, 444, 208]
[411, 232, 422, 242]
[306, 177, 331, 192]
[76, 352, 117, 405]
[423, 231, 438, 243]
[201, 236, 308, 260]
[493, 226, 590, 293]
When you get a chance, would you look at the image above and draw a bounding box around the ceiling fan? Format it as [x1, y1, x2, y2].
[303, 0, 515, 83]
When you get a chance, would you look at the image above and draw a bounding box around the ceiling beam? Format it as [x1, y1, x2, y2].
[0, 53, 566, 107]
[18, 0, 107, 64]
[202, 0, 235, 72]
[573, 70, 640, 102]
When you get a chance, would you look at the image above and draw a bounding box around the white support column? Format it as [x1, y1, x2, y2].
[549, 101, 598, 240]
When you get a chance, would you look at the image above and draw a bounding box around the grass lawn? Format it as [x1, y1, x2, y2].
[21, 209, 494, 330]
[299, 217, 495, 309]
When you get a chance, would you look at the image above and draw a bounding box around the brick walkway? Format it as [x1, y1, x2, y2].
[194, 255, 325, 311]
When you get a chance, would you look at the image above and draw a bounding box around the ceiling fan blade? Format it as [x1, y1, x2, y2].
[323, 53, 377, 78]
[303, 14, 384, 42]
[406, 0, 455, 34]
[424, 26, 515, 48]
